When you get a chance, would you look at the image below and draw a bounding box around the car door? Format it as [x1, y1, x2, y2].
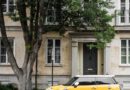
[67, 77, 96, 90]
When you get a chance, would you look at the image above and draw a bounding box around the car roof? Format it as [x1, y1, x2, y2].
[75, 75, 115, 78]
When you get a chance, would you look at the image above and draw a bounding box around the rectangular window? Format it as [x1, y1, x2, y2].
[119, 0, 130, 23]
[47, 39, 61, 64]
[121, 0, 126, 23]
[121, 39, 130, 65]
[44, 0, 63, 24]
[2, 0, 15, 13]
[0, 38, 14, 64]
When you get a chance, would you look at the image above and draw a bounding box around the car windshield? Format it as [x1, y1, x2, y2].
[64, 77, 78, 86]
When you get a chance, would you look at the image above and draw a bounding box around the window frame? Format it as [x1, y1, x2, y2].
[46, 38, 61, 65]
[0, 38, 14, 65]
[2, 0, 16, 14]
[120, 39, 130, 66]
[119, 0, 130, 24]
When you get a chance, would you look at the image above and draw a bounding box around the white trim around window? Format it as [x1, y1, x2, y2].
[46, 38, 61, 66]
[120, 39, 130, 66]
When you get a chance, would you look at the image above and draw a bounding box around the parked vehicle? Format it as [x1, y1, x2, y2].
[46, 75, 121, 90]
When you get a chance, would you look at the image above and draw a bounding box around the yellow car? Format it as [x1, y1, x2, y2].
[46, 75, 121, 90]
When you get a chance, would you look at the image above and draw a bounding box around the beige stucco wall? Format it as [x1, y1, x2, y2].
[4, 16, 20, 26]
[0, 30, 72, 76]
[109, 32, 130, 75]
[38, 32, 72, 76]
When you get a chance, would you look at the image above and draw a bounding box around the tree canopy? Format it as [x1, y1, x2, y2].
[65, 0, 115, 48]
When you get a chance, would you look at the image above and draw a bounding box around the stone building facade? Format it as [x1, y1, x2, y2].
[0, 0, 130, 90]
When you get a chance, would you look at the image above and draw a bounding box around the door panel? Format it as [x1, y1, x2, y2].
[96, 85, 109, 90]
[67, 85, 96, 90]
[83, 43, 97, 75]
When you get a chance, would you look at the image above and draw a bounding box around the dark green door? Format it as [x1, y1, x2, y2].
[83, 43, 97, 75]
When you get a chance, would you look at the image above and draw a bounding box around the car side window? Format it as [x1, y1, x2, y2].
[95, 77, 116, 85]
[77, 77, 96, 85]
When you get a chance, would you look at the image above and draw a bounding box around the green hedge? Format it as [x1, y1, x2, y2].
[0, 84, 17, 90]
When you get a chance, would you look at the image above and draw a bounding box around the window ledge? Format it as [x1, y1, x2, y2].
[119, 64, 130, 67]
[45, 63, 62, 67]
[0, 63, 11, 66]
[3, 12, 13, 16]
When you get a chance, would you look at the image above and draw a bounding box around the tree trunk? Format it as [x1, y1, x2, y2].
[18, 74, 32, 90]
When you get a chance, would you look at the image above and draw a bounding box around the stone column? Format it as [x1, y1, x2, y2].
[104, 44, 110, 74]
[72, 41, 79, 77]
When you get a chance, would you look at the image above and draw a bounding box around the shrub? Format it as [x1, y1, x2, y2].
[0, 84, 17, 90]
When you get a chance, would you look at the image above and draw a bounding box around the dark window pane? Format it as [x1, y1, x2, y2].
[121, 10, 125, 23]
[2, 5, 6, 12]
[129, 40, 130, 47]
[129, 56, 130, 64]
[48, 56, 52, 63]
[121, 40, 126, 47]
[2, 0, 6, 12]
[121, 0, 125, 3]
[0, 56, 6, 63]
[48, 48, 52, 56]
[2, 0, 6, 4]
[121, 17, 125, 23]
[48, 39, 53, 47]
[121, 48, 126, 55]
[121, 6, 125, 10]
[1, 48, 6, 54]
[121, 56, 126, 64]
[129, 48, 130, 55]
[55, 40, 60, 47]
[9, 0, 14, 4]
[55, 56, 60, 63]
[55, 48, 60, 55]
[47, 39, 53, 63]
[1, 40, 4, 47]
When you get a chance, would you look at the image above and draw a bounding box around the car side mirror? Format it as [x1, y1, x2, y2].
[73, 82, 79, 88]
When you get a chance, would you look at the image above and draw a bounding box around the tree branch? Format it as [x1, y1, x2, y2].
[0, 0, 22, 77]
[16, 0, 30, 45]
